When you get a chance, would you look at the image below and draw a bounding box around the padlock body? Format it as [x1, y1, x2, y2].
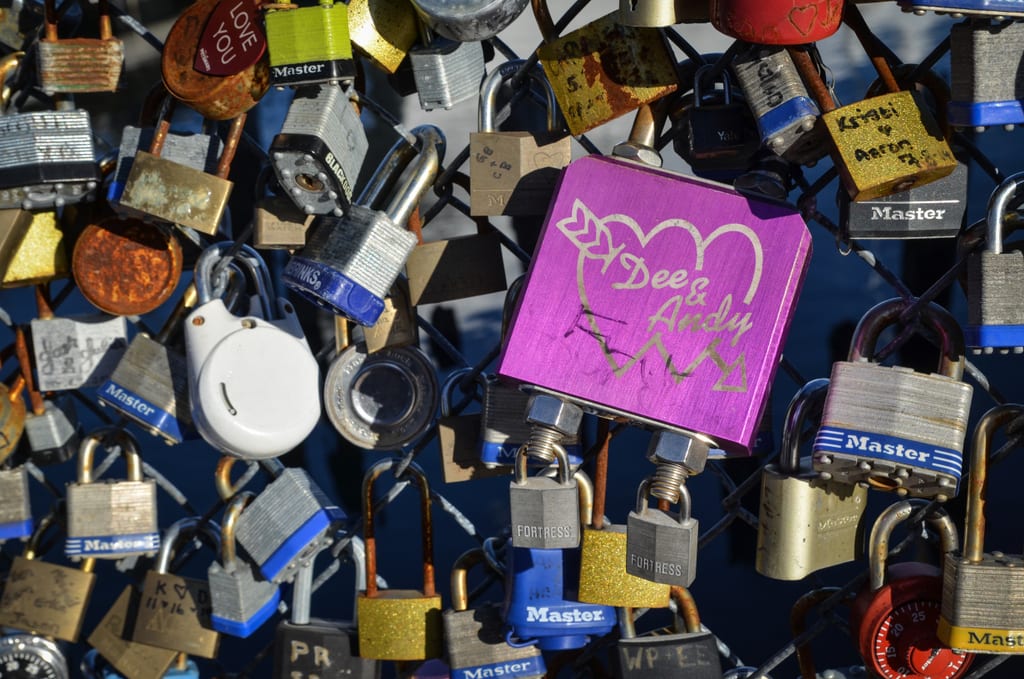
[0, 385, 26, 465]
[469, 131, 571, 217]
[1, 210, 68, 288]
[812, 361, 973, 498]
[509, 476, 580, 549]
[0, 467, 32, 541]
[207, 561, 281, 638]
[265, 3, 355, 86]
[409, 37, 485, 111]
[38, 37, 124, 93]
[132, 572, 219, 658]
[405, 232, 508, 306]
[120, 151, 233, 235]
[443, 604, 545, 678]
[497, 155, 812, 455]
[0, 555, 96, 641]
[949, 19, 1024, 127]
[939, 551, 1024, 653]
[625, 508, 698, 586]
[65, 479, 160, 558]
[897, 0, 1024, 16]
[755, 463, 868, 580]
[24, 396, 78, 465]
[273, 618, 381, 679]
[108, 126, 223, 208]
[357, 590, 443, 660]
[30, 314, 127, 391]
[479, 379, 582, 467]
[86, 586, 180, 679]
[577, 525, 670, 608]
[710, 0, 842, 44]
[254, 196, 314, 249]
[347, 0, 419, 74]
[966, 250, 1024, 350]
[615, 629, 722, 679]
[0, 209, 35, 273]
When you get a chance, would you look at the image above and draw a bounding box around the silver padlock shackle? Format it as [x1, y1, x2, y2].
[635, 477, 693, 525]
[848, 297, 966, 380]
[779, 378, 830, 474]
[478, 59, 558, 133]
[193, 241, 271, 309]
[155, 516, 222, 574]
[867, 499, 958, 592]
[224, 247, 277, 320]
[964, 403, 1024, 563]
[986, 172, 1024, 254]
[77, 427, 143, 484]
[514, 440, 572, 486]
[385, 125, 445, 229]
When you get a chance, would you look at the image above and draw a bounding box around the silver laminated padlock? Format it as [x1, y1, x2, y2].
[626, 478, 699, 587]
[408, 0, 528, 41]
[966, 172, 1024, 353]
[269, 83, 368, 217]
[949, 18, 1024, 130]
[208, 491, 281, 639]
[219, 458, 346, 584]
[409, 25, 485, 111]
[65, 428, 159, 560]
[30, 313, 127, 392]
[509, 443, 580, 549]
[0, 465, 32, 542]
[755, 379, 868, 581]
[480, 376, 580, 468]
[812, 299, 974, 501]
[282, 125, 444, 327]
[24, 395, 79, 466]
[185, 243, 321, 459]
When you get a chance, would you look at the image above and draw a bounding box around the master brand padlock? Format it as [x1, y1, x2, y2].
[0, 463, 31, 542]
[509, 442, 580, 550]
[469, 59, 571, 217]
[219, 457, 345, 583]
[408, 0, 527, 41]
[850, 500, 973, 678]
[755, 378, 868, 581]
[444, 546, 545, 679]
[347, 0, 419, 74]
[626, 477, 698, 587]
[496, 153, 812, 455]
[408, 23, 485, 111]
[270, 82, 368, 216]
[812, 298, 973, 500]
[282, 125, 443, 326]
[264, 0, 355, 87]
[357, 458, 443, 660]
[132, 517, 221, 659]
[614, 587, 722, 679]
[949, 18, 1024, 129]
[208, 491, 281, 637]
[185, 243, 320, 458]
[938, 404, 1024, 654]
[64, 428, 159, 560]
[966, 172, 1024, 352]
[533, 6, 678, 136]
[37, 0, 122, 94]
[897, 0, 1024, 16]
[86, 585, 183, 679]
[710, 0, 843, 44]
[0, 510, 96, 642]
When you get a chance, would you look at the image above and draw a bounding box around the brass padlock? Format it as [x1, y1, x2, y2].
[37, 0, 123, 94]
[362, 278, 419, 353]
[86, 586, 183, 679]
[357, 458, 443, 660]
[405, 218, 507, 306]
[348, 0, 419, 74]
[0, 369, 26, 465]
[253, 193, 315, 250]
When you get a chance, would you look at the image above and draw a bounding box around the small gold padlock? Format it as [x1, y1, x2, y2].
[357, 458, 443, 660]
[0, 209, 67, 288]
[348, 0, 420, 74]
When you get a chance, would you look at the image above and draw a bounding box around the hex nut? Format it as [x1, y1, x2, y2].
[646, 431, 709, 474]
[525, 394, 583, 435]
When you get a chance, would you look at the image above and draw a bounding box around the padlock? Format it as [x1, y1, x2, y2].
[282, 124, 443, 327]
[132, 517, 221, 659]
[161, 0, 269, 120]
[37, 0, 122, 94]
[949, 18, 1024, 129]
[64, 428, 159, 560]
[408, 23, 485, 111]
[253, 192, 315, 250]
[269, 82, 368, 216]
[614, 587, 722, 679]
[347, 0, 419, 74]
[534, 8, 678, 136]
[710, 0, 843, 44]
[966, 172, 1024, 352]
[509, 442, 580, 550]
[897, 0, 1024, 16]
[0, 369, 26, 465]
[0, 209, 68, 288]
[0, 510, 96, 642]
[405, 218, 507, 306]
[469, 59, 571, 217]
[86, 586, 183, 679]
[120, 106, 246, 235]
[0, 0, 26, 50]
[787, 11, 957, 202]
[357, 458, 443, 661]
[938, 404, 1024, 654]
[849, 499, 973, 678]
[755, 378, 868, 581]
[0, 464, 31, 541]
[443, 547, 545, 678]
[611, 101, 667, 168]
[626, 477, 698, 587]
[0, 635, 69, 678]
[438, 369, 506, 483]
[272, 537, 380, 679]
[185, 243, 320, 458]
[98, 284, 197, 446]
[264, 0, 355, 87]
[480, 377, 583, 468]
[362, 278, 419, 353]
[619, 0, 705, 25]
[219, 457, 345, 583]
[0, 207, 33, 274]
[15, 324, 78, 465]
[208, 491, 281, 638]
[81, 648, 199, 679]
[409, 0, 527, 41]
[812, 298, 973, 499]
[731, 45, 825, 164]
[496, 152, 812, 455]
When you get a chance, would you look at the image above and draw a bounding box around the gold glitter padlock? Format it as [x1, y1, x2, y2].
[347, 0, 419, 74]
[1, 210, 67, 288]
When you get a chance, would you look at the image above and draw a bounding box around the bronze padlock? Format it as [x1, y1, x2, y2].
[37, 0, 123, 94]
[87, 586, 182, 679]
[253, 194, 314, 250]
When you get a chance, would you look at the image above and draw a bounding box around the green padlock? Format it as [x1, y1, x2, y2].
[264, 0, 355, 87]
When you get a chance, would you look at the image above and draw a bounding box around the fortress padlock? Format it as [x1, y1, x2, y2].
[626, 476, 699, 587]
[950, 18, 1024, 129]
[270, 82, 368, 216]
[755, 379, 867, 581]
[711, 0, 843, 44]
[283, 125, 443, 327]
[509, 442, 580, 550]
[408, 23, 485, 111]
[37, 0, 122, 94]
[0, 463, 31, 542]
[409, 0, 528, 41]
[812, 298, 973, 500]
[185, 243, 320, 459]
[347, 0, 419, 74]
[65, 428, 159, 560]
[264, 0, 355, 87]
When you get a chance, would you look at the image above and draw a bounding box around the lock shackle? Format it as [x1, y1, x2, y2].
[384, 125, 445, 229]
[77, 427, 143, 484]
[221, 246, 277, 320]
[0, 51, 23, 111]
[985, 172, 1024, 255]
[779, 378, 830, 474]
[868, 499, 958, 592]
[193, 241, 270, 309]
[635, 477, 692, 524]
[790, 587, 841, 679]
[44, 0, 113, 41]
[478, 59, 558, 134]
[23, 507, 61, 560]
[362, 458, 435, 598]
[693, 64, 733, 108]
[450, 547, 491, 612]
[440, 368, 483, 418]
[848, 297, 966, 381]
[214, 455, 286, 501]
[669, 585, 701, 634]
[964, 404, 1024, 563]
[513, 440, 572, 486]
[220, 490, 254, 573]
[155, 516, 222, 575]
[530, 0, 557, 43]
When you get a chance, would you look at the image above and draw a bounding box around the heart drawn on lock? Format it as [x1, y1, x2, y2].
[554, 198, 765, 393]
[788, 4, 819, 36]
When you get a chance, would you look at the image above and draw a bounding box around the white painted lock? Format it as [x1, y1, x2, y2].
[185, 243, 321, 459]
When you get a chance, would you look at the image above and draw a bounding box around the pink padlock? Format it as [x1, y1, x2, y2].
[496, 155, 812, 456]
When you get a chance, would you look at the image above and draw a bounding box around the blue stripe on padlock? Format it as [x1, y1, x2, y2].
[210, 587, 281, 638]
[948, 101, 1024, 128]
[65, 532, 161, 557]
[258, 505, 346, 582]
[451, 656, 545, 679]
[965, 323, 1024, 350]
[755, 96, 818, 142]
[97, 380, 187, 444]
[813, 427, 963, 479]
[0, 519, 33, 541]
[479, 442, 584, 468]
[282, 256, 385, 327]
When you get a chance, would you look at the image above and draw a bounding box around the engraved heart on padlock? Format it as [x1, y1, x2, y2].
[787, 4, 818, 37]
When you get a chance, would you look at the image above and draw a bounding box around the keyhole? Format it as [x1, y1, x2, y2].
[220, 383, 238, 416]
[295, 173, 325, 192]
